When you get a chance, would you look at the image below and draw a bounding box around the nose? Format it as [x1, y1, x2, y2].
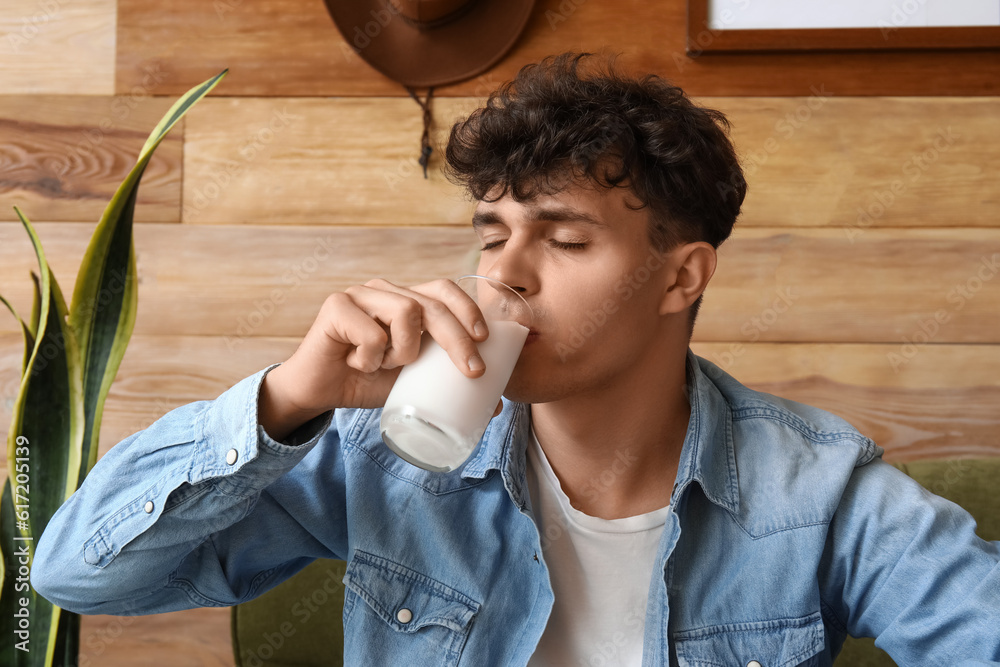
[480, 238, 537, 297]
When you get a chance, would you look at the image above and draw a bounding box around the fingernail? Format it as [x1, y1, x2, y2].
[468, 354, 485, 373]
[474, 321, 488, 338]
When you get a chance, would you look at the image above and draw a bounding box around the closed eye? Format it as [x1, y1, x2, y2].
[480, 239, 506, 252]
[549, 240, 587, 250]
[480, 239, 588, 252]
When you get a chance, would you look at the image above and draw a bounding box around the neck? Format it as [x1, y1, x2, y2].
[530, 339, 692, 520]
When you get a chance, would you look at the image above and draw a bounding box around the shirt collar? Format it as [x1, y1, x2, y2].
[672, 347, 739, 513]
[460, 395, 532, 508]
[460, 348, 739, 515]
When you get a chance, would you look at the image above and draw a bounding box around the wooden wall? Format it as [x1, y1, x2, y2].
[1, 1, 998, 665]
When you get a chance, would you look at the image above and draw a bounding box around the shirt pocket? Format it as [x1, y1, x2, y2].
[342, 549, 481, 665]
[673, 612, 825, 667]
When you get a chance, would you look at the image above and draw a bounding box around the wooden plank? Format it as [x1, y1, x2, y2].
[0, 334, 299, 461]
[1, 224, 998, 343]
[0, 223, 481, 339]
[115, 0, 1000, 97]
[704, 227, 1000, 344]
[2, 336, 997, 473]
[179, 96, 1000, 228]
[180, 97, 481, 225]
[0, 96, 183, 223]
[0, 0, 115, 95]
[713, 97, 1000, 228]
[116, 0, 387, 98]
[690, 342, 1000, 462]
[78, 607, 233, 667]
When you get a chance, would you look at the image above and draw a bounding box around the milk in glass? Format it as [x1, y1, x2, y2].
[380, 319, 528, 472]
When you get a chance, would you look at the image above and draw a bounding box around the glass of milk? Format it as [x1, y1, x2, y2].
[380, 275, 533, 472]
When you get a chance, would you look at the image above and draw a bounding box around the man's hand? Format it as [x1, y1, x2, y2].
[258, 278, 491, 442]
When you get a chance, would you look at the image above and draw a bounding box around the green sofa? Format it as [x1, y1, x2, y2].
[230, 458, 1000, 666]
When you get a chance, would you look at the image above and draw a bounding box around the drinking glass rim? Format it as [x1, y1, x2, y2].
[456, 274, 533, 321]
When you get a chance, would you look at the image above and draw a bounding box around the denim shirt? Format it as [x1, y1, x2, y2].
[32, 349, 1000, 666]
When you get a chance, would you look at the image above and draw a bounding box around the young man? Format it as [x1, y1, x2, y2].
[33, 53, 1000, 665]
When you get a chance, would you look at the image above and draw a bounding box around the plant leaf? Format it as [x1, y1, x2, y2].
[140, 69, 227, 157]
[0, 69, 227, 666]
[0, 209, 84, 666]
[28, 271, 41, 341]
[0, 294, 34, 377]
[68, 68, 227, 482]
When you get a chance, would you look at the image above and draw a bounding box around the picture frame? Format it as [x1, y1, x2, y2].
[687, 0, 1000, 53]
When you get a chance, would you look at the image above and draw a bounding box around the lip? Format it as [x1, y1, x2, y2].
[524, 330, 540, 345]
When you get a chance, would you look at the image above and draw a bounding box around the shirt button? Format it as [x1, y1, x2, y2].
[747, 661, 762, 667]
[144, 501, 154, 514]
[226, 449, 238, 465]
[396, 608, 413, 624]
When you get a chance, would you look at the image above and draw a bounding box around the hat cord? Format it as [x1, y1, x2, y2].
[406, 86, 435, 179]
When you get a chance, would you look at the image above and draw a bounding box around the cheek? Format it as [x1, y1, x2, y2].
[549, 281, 631, 348]
[565, 274, 662, 342]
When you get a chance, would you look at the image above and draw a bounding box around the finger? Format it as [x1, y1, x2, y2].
[316, 294, 390, 374]
[342, 284, 423, 370]
[410, 279, 489, 342]
[361, 279, 486, 378]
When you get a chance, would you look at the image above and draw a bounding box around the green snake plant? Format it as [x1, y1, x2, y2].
[0, 70, 227, 666]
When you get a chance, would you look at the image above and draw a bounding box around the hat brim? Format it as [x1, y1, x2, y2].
[324, 0, 536, 88]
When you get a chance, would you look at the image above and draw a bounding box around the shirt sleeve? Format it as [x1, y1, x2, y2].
[31, 362, 340, 616]
[819, 458, 1000, 664]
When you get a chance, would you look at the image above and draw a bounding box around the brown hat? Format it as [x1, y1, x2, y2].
[324, 0, 536, 88]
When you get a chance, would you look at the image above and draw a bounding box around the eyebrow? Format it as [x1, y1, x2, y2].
[471, 204, 608, 230]
[471, 209, 504, 230]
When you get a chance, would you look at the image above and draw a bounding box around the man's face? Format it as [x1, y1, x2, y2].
[473, 180, 678, 405]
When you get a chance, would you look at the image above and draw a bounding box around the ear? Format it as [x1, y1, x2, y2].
[659, 242, 717, 316]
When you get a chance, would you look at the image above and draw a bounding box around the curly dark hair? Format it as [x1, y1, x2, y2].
[444, 52, 747, 337]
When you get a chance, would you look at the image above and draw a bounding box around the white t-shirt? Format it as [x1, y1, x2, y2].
[525, 430, 669, 667]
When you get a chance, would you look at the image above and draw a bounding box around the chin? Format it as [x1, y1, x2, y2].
[500, 378, 534, 405]
[502, 366, 569, 406]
